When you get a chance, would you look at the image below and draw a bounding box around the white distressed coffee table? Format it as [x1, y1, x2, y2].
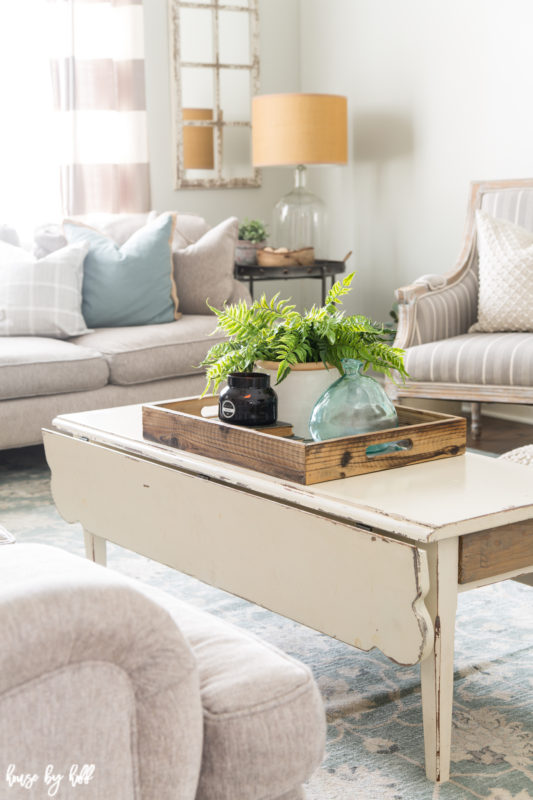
[43, 404, 533, 783]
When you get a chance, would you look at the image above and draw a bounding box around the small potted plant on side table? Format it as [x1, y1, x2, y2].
[235, 218, 268, 266]
[201, 273, 407, 438]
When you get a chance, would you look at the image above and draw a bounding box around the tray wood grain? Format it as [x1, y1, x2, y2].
[143, 396, 466, 485]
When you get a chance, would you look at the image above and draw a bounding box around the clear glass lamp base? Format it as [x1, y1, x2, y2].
[272, 165, 328, 258]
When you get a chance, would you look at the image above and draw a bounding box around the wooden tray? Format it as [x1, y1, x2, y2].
[142, 395, 466, 485]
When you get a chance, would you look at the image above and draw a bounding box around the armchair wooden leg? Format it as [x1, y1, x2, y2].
[471, 402, 482, 439]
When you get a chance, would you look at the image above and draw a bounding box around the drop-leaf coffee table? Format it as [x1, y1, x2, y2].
[43, 404, 533, 783]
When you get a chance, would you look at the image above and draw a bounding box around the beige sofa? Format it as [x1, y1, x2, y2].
[0, 541, 326, 799]
[0, 214, 250, 450]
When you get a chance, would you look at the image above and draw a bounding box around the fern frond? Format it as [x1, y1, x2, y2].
[324, 271, 355, 311]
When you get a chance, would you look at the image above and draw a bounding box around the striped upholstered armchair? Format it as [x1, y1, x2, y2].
[388, 178, 533, 437]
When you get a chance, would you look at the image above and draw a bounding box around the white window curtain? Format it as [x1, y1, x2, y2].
[49, 0, 151, 215]
[0, 0, 151, 234]
[0, 1, 63, 237]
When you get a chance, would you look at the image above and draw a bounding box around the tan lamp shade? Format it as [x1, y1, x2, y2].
[183, 108, 214, 170]
[252, 93, 348, 167]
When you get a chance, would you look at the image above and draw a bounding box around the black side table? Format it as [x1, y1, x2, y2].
[234, 260, 346, 306]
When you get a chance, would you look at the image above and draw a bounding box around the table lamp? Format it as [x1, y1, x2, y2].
[252, 93, 348, 258]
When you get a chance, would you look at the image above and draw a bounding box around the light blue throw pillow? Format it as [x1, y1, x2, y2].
[64, 213, 178, 328]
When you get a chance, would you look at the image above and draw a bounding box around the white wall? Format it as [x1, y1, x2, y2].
[299, 0, 533, 322]
[143, 0, 300, 226]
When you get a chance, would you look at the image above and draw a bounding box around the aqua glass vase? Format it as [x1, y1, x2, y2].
[309, 358, 398, 450]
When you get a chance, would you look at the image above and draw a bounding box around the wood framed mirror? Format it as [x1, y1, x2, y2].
[169, 0, 261, 189]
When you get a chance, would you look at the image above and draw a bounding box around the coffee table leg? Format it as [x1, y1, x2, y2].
[420, 537, 458, 782]
[83, 529, 107, 566]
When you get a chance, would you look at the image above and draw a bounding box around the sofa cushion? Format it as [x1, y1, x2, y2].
[173, 213, 211, 249]
[405, 332, 533, 386]
[173, 217, 238, 314]
[140, 585, 326, 800]
[64, 213, 179, 328]
[0, 240, 90, 338]
[34, 212, 158, 258]
[34, 211, 207, 257]
[0, 337, 109, 400]
[71, 315, 225, 385]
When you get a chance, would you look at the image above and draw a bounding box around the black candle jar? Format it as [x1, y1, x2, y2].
[219, 373, 277, 426]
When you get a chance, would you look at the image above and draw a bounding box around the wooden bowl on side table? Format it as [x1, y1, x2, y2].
[257, 247, 315, 267]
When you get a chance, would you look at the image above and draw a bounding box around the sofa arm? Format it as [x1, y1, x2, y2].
[0, 544, 203, 800]
[395, 268, 478, 348]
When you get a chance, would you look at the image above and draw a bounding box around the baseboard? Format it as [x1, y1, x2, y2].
[461, 402, 533, 426]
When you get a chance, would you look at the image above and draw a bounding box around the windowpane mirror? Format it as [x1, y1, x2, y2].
[169, 0, 260, 189]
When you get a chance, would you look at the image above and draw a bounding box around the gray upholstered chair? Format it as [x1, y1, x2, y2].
[388, 178, 533, 437]
[0, 543, 326, 800]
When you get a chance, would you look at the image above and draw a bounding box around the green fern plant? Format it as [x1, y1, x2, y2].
[200, 273, 408, 395]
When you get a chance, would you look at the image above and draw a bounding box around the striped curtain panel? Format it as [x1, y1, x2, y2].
[49, 0, 151, 215]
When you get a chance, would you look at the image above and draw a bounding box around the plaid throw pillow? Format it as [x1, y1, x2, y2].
[0, 241, 90, 338]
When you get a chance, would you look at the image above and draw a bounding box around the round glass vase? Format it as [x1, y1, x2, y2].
[309, 358, 398, 451]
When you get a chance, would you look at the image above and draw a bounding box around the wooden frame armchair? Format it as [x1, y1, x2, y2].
[388, 178, 533, 437]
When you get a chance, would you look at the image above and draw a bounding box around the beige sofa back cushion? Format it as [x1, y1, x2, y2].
[173, 217, 238, 314]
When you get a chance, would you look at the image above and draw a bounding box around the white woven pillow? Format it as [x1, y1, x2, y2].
[498, 444, 533, 466]
[0, 240, 90, 338]
[470, 210, 533, 332]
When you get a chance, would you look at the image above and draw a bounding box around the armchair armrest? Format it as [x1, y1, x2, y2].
[395, 249, 478, 349]
[0, 544, 203, 800]
[395, 182, 484, 349]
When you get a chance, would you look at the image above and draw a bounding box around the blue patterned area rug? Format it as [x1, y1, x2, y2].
[1, 447, 532, 800]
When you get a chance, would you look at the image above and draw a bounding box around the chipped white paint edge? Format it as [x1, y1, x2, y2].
[420, 538, 458, 783]
[44, 430, 433, 667]
[49, 416, 533, 544]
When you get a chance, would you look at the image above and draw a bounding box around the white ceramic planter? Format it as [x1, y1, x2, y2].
[257, 361, 339, 439]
